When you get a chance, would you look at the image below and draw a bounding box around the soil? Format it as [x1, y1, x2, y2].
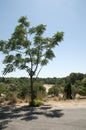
[12, 99, 86, 109]
[46, 99, 86, 108]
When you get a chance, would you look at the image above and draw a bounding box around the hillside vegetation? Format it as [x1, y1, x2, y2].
[0, 72, 86, 104]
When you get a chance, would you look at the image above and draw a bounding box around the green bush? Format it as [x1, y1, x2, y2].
[29, 99, 42, 107]
[78, 86, 86, 96]
[33, 82, 46, 99]
[48, 86, 59, 96]
[18, 85, 30, 99]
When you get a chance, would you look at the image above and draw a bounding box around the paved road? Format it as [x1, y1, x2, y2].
[0, 104, 86, 130]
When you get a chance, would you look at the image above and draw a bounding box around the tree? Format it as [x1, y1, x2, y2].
[69, 73, 84, 85]
[63, 82, 72, 100]
[0, 16, 64, 105]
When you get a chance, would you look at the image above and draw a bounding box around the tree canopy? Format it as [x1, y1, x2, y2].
[0, 16, 64, 105]
[0, 16, 64, 77]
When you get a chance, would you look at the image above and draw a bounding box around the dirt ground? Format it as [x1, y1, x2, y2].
[46, 99, 86, 108]
[13, 99, 86, 109]
[43, 84, 86, 108]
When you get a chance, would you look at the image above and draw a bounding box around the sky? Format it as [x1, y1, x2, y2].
[0, 0, 86, 78]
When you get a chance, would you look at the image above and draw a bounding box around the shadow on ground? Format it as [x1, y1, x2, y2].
[0, 104, 64, 129]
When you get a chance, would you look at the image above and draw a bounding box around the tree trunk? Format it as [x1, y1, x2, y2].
[30, 74, 34, 103]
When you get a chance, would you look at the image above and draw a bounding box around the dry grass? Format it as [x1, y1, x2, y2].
[24, 95, 31, 103]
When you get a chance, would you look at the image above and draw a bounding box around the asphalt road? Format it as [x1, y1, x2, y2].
[0, 104, 86, 130]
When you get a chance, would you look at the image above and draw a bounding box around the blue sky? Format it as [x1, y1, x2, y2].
[0, 0, 86, 78]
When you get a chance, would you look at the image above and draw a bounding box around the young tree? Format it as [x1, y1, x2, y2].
[0, 16, 64, 105]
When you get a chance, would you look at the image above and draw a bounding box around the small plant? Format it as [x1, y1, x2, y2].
[29, 99, 43, 107]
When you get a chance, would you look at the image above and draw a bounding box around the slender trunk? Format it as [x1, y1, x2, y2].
[30, 74, 34, 102]
[29, 55, 34, 103]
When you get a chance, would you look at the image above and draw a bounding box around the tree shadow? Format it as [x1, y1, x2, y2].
[0, 104, 64, 129]
[0, 120, 11, 130]
[0, 105, 12, 129]
[21, 104, 64, 121]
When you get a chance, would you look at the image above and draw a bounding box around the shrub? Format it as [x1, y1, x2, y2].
[33, 82, 46, 99]
[18, 85, 30, 99]
[29, 99, 43, 107]
[78, 86, 86, 96]
[48, 86, 59, 96]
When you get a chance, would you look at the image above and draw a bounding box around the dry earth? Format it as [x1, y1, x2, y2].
[46, 99, 86, 108]
[13, 99, 86, 109]
[43, 84, 86, 108]
[43, 84, 54, 93]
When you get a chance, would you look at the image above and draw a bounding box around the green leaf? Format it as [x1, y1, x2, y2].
[34, 36, 42, 45]
[3, 55, 14, 63]
[0, 40, 5, 51]
[52, 32, 64, 45]
[25, 48, 31, 55]
[29, 27, 36, 34]
[45, 49, 55, 60]
[29, 24, 46, 36]
[3, 64, 15, 75]
[22, 40, 31, 47]
[35, 24, 46, 35]
[41, 59, 48, 66]
[19, 64, 27, 70]
[18, 16, 30, 27]
[0, 40, 8, 53]
[15, 53, 24, 63]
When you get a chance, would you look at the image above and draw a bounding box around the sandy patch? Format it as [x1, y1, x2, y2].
[43, 84, 54, 93]
[46, 99, 86, 108]
[15, 102, 29, 108]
